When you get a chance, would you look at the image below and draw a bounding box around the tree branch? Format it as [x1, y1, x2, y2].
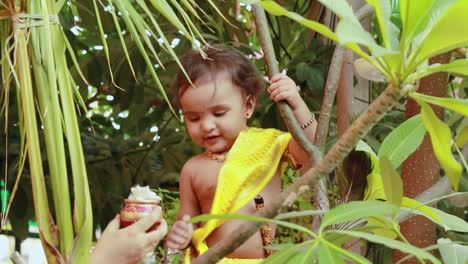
[252, 3, 322, 165]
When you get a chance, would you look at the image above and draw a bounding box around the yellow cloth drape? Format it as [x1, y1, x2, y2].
[192, 128, 291, 256]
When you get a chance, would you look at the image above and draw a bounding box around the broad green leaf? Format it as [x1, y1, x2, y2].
[335, 18, 393, 57]
[318, 242, 345, 264]
[399, 0, 436, 49]
[366, 0, 392, 49]
[321, 239, 371, 264]
[411, 1, 468, 66]
[455, 125, 468, 148]
[400, 197, 442, 224]
[356, 140, 378, 158]
[378, 114, 426, 168]
[318, 0, 359, 25]
[320, 201, 398, 231]
[334, 230, 441, 263]
[256, 0, 373, 62]
[403, 202, 468, 233]
[410, 92, 468, 117]
[408, 59, 468, 83]
[275, 210, 324, 220]
[430, 207, 468, 233]
[379, 157, 403, 206]
[416, 99, 462, 191]
[262, 241, 315, 264]
[259, 1, 337, 42]
[438, 238, 468, 264]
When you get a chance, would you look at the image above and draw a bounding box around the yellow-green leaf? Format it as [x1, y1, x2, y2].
[400, 197, 442, 224]
[408, 59, 468, 83]
[366, 0, 392, 49]
[410, 92, 468, 116]
[399, 0, 436, 48]
[416, 99, 462, 191]
[412, 1, 468, 65]
[260, 1, 338, 42]
[379, 157, 403, 206]
[456, 126, 468, 147]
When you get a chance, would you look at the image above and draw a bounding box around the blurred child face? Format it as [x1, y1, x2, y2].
[179, 71, 255, 154]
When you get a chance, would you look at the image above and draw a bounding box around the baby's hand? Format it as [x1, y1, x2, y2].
[166, 214, 193, 250]
[268, 73, 302, 111]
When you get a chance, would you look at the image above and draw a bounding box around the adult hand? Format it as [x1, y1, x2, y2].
[91, 207, 167, 264]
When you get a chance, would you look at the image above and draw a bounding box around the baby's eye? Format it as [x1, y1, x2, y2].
[185, 115, 200, 122]
[214, 111, 227, 117]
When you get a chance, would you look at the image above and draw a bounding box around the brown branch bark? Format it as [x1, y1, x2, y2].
[314, 45, 345, 149]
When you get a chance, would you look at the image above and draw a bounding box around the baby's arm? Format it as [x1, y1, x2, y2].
[268, 73, 317, 166]
[166, 161, 200, 250]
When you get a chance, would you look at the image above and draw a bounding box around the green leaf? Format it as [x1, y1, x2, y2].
[399, 0, 436, 48]
[408, 59, 468, 83]
[415, 99, 462, 191]
[379, 157, 403, 206]
[318, 242, 345, 264]
[400, 197, 442, 224]
[406, 204, 468, 233]
[366, 0, 393, 49]
[378, 114, 426, 168]
[275, 210, 324, 220]
[259, 1, 338, 42]
[410, 92, 468, 117]
[334, 230, 441, 263]
[411, 1, 468, 66]
[262, 241, 315, 264]
[320, 201, 399, 231]
[456, 126, 468, 148]
[438, 238, 468, 264]
[335, 18, 393, 57]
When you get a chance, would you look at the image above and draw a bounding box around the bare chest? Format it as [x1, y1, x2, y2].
[191, 160, 223, 213]
[190, 159, 283, 214]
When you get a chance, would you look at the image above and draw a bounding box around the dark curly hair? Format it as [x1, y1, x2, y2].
[174, 45, 264, 100]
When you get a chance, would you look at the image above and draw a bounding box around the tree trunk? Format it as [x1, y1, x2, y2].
[394, 53, 452, 263]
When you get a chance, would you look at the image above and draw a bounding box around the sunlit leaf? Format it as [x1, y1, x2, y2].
[366, 0, 393, 49]
[402, 200, 468, 232]
[378, 114, 426, 168]
[320, 201, 398, 231]
[410, 1, 468, 67]
[334, 230, 441, 263]
[318, 242, 345, 264]
[456, 126, 468, 148]
[408, 59, 468, 83]
[379, 157, 403, 206]
[410, 92, 468, 117]
[416, 99, 462, 191]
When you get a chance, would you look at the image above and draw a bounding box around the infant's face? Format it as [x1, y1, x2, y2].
[180, 71, 255, 154]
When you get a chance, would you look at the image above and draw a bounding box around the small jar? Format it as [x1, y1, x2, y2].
[120, 199, 161, 231]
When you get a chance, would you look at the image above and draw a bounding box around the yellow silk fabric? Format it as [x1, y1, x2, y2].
[192, 128, 291, 256]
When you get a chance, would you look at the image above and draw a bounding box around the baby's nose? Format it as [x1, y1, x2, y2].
[201, 118, 216, 132]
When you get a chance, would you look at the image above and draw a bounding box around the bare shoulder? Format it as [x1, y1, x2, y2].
[180, 154, 208, 179]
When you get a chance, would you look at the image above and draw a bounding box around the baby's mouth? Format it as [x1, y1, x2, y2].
[203, 135, 220, 144]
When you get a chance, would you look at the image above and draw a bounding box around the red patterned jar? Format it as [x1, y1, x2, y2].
[120, 199, 161, 231]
